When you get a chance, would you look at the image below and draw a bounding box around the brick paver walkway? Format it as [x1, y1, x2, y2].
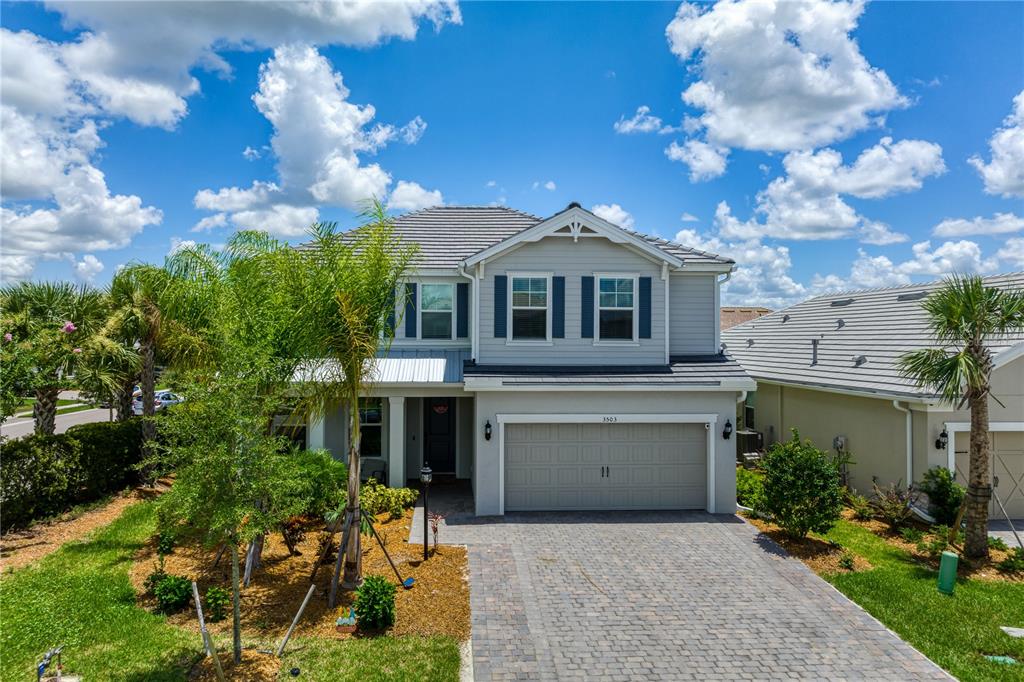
[434, 511, 950, 681]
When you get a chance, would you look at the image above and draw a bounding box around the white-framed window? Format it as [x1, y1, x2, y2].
[420, 283, 454, 340]
[510, 274, 550, 341]
[597, 275, 636, 341]
[358, 398, 383, 458]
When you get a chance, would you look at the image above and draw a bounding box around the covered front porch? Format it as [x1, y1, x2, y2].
[304, 349, 476, 490]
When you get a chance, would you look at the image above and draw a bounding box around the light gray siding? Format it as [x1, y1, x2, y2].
[669, 274, 717, 355]
[479, 238, 666, 365]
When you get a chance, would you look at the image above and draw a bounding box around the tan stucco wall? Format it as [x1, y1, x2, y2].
[750, 355, 1024, 493]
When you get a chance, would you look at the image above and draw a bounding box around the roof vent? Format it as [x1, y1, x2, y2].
[782, 314, 791, 323]
[853, 354, 868, 367]
[566, 201, 582, 210]
[837, 318, 845, 329]
[747, 338, 755, 347]
[897, 291, 928, 302]
[830, 298, 855, 307]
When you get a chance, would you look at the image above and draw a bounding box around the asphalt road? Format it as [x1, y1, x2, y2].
[1, 408, 114, 439]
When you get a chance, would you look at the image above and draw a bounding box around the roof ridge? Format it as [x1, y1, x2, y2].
[393, 205, 543, 221]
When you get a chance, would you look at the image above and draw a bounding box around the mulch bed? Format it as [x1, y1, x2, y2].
[0, 478, 172, 575]
[744, 508, 1023, 583]
[189, 648, 281, 681]
[745, 515, 872, 573]
[129, 508, 471, 642]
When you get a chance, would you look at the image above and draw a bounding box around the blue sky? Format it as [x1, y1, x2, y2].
[1, 1, 1022, 307]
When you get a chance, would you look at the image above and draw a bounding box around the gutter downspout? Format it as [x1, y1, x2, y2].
[457, 263, 478, 362]
[892, 400, 913, 488]
[716, 270, 732, 354]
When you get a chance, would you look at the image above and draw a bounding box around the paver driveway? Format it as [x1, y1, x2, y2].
[436, 511, 950, 681]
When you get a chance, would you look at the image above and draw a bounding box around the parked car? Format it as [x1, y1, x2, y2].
[132, 389, 184, 416]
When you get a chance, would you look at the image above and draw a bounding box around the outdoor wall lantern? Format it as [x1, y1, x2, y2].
[935, 428, 948, 451]
[484, 420, 492, 441]
[420, 464, 432, 561]
[723, 419, 733, 440]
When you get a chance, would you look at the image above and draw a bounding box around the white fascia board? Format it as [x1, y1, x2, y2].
[671, 263, 735, 274]
[993, 342, 1024, 370]
[497, 413, 719, 424]
[463, 378, 756, 392]
[751, 378, 937, 405]
[944, 421, 1024, 432]
[462, 206, 683, 269]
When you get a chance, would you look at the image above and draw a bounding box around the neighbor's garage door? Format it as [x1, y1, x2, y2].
[504, 422, 706, 511]
[955, 431, 1024, 519]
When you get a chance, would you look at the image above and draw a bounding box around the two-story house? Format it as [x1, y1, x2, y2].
[306, 203, 755, 516]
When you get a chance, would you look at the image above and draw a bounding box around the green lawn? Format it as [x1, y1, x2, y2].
[0, 501, 461, 681]
[818, 520, 1024, 682]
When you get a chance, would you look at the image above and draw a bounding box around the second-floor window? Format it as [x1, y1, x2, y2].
[598, 276, 635, 340]
[421, 283, 454, 339]
[511, 276, 548, 340]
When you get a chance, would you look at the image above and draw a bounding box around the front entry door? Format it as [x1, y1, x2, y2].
[424, 397, 456, 473]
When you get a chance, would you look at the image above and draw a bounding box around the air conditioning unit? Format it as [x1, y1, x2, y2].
[736, 429, 764, 459]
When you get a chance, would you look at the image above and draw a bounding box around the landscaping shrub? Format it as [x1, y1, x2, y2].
[847, 493, 874, 521]
[153, 573, 191, 614]
[144, 568, 168, 594]
[917, 466, 965, 526]
[757, 431, 843, 539]
[899, 527, 925, 544]
[736, 467, 765, 508]
[291, 448, 347, 517]
[66, 420, 144, 496]
[989, 536, 1009, 552]
[205, 586, 230, 622]
[354, 575, 396, 630]
[871, 481, 918, 531]
[838, 552, 855, 571]
[0, 420, 143, 531]
[156, 529, 176, 558]
[360, 478, 418, 518]
[997, 547, 1024, 574]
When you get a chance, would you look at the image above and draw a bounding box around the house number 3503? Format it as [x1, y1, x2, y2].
[602, 416, 618, 423]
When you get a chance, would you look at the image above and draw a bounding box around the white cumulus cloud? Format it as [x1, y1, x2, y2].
[933, 212, 1024, 238]
[665, 139, 729, 181]
[614, 106, 675, 134]
[591, 203, 635, 229]
[72, 254, 104, 282]
[388, 181, 443, 211]
[968, 90, 1024, 198]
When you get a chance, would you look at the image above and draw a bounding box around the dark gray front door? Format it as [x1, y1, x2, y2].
[424, 397, 456, 473]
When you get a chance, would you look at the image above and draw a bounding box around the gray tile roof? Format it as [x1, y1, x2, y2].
[463, 354, 752, 387]
[303, 205, 733, 269]
[722, 273, 1024, 400]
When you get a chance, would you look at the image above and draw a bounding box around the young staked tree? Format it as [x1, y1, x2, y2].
[154, 232, 311, 663]
[0, 282, 110, 434]
[291, 203, 416, 589]
[899, 275, 1024, 559]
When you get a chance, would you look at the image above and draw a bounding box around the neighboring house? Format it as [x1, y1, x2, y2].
[305, 203, 755, 516]
[721, 306, 771, 330]
[722, 274, 1024, 519]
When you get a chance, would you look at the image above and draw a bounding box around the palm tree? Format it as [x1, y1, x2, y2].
[900, 275, 1024, 559]
[0, 281, 109, 434]
[290, 202, 416, 591]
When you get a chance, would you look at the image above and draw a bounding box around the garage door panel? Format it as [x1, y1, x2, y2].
[505, 421, 706, 511]
[953, 429, 1024, 519]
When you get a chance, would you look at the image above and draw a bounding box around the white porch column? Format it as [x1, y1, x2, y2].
[308, 413, 325, 451]
[388, 396, 406, 487]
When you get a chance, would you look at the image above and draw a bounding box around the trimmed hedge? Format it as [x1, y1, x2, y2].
[0, 420, 143, 531]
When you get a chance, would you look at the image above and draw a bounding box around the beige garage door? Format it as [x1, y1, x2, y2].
[504, 422, 706, 511]
[954, 430, 1024, 520]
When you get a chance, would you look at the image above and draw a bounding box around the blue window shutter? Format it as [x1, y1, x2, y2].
[639, 277, 652, 339]
[552, 276, 565, 338]
[494, 275, 507, 338]
[581, 276, 594, 339]
[405, 283, 417, 338]
[386, 287, 396, 334]
[456, 282, 469, 338]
